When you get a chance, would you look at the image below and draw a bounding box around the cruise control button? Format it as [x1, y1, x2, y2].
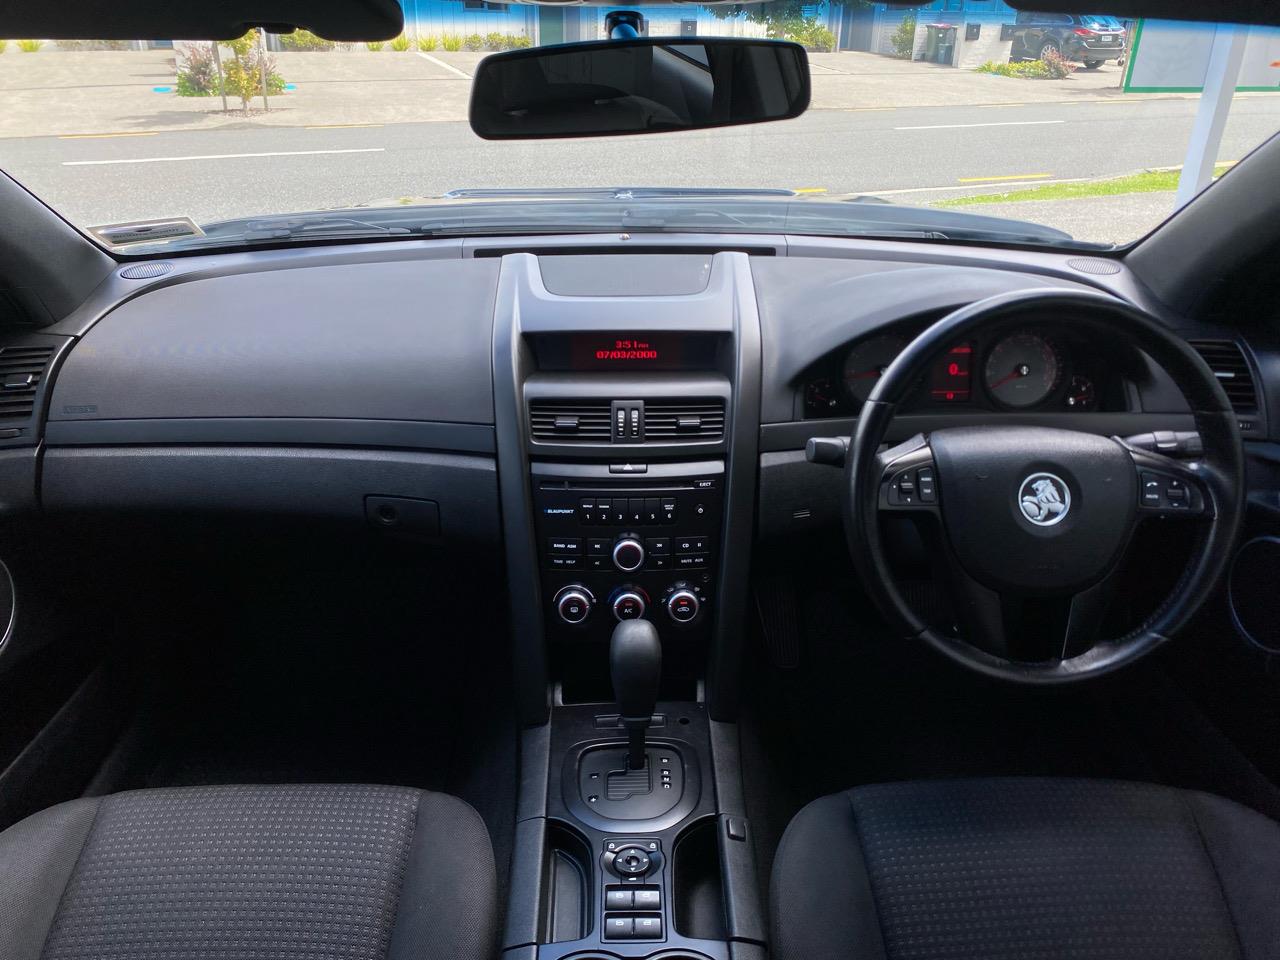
[917, 468, 936, 503]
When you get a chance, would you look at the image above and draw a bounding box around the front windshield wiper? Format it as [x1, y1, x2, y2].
[205, 215, 416, 243]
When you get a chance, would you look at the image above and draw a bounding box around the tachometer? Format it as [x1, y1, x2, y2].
[842, 335, 907, 404]
[983, 331, 1064, 408]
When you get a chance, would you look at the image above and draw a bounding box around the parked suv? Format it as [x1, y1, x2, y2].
[1010, 11, 1127, 68]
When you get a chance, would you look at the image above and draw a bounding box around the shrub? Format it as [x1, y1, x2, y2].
[365, 40, 385, 51]
[778, 18, 835, 53]
[891, 15, 916, 59]
[17, 39, 43, 53]
[278, 29, 336, 51]
[221, 32, 286, 110]
[506, 35, 533, 49]
[1041, 47, 1078, 78]
[464, 34, 485, 51]
[417, 36, 438, 52]
[55, 39, 130, 51]
[484, 32, 506, 51]
[176, 44, 221, 96]
[390, 33, 412, 52]
[441, 34, 464, 52]
[0, 40, 8, 55]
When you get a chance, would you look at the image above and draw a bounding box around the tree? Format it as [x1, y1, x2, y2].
[220, 30, 284, 113]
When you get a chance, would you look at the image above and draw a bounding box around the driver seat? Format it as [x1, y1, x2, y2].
[771, 778, 1280, 960]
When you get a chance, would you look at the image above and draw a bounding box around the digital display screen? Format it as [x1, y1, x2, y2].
[930, 343, 972, 402]
[530, 333, 719, 371]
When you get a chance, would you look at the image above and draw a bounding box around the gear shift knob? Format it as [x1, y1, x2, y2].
[610, 618, 661, 770]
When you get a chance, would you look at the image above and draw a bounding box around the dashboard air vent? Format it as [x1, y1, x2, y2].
[530, 399, 612, 443]
[1189, 340, 1258, 413]
[643, 399, 725, 442]
[0, 345, 55, 421]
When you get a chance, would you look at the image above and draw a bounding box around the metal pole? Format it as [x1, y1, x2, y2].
[258, 28, 270, 112]
[211, 40, 228, 113]
[1174, 23, 1247, 209]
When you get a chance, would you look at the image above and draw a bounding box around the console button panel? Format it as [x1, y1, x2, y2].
[535, 474, 722, 643]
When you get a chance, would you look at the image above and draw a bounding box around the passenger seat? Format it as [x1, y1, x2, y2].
[0, 783, 497, 960]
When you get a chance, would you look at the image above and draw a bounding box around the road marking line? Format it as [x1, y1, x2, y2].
[793, 187, 827, 194]
[957, 172, 1053, 183]
[896, 119, 1066, 130]
[305, 122, 384, 129]
[63, 147, 386, 166]
[417, 51, 471, 79]
[860, 177, 1091, 197]
[59, 131, 159, 140]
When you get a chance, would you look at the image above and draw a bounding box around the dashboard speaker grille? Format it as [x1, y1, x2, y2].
[0, 345, 55, 421]
[1066, 257, 1121, 276]
[643, 399, 725, 442]
[529, 399, 613, 442]
[1188, 339, 1258, 413]
[119, 262, 174, 280]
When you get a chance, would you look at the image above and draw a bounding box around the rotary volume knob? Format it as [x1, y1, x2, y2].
[612, 536, 645, 573]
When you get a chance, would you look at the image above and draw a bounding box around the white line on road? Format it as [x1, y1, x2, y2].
[63, 148, 386, 167]
[417, 51, 472, 79]
[895, 120, 1067, 131]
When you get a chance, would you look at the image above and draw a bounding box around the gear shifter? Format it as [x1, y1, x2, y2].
[610, 618, 661, 771]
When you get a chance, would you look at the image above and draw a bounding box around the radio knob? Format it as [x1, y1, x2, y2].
[554, 586, 593, 625]
[612, 590, 647, 621]
[612, 537, 645, 573]
[667, 589, 700, 623]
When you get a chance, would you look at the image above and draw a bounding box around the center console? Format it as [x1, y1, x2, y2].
[492, 250, 764, 960]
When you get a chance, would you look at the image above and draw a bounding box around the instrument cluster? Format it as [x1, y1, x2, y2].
[802, 325, 1121, 419]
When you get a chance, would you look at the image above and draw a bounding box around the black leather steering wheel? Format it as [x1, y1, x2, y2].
[845, 289, 1244, 683]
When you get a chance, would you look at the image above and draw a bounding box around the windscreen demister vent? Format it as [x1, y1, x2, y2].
[530, 399, 613, 443]
[643, 399, 725, 442]
[0, 345, 55, 421]
[1189, 340, 1258, 414]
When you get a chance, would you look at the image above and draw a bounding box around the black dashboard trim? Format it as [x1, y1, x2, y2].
[43, 418, 496, 454]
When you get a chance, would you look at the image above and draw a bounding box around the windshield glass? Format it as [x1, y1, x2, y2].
[2, 4, 1278, 253]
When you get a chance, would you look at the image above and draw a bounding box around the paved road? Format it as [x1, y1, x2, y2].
[2, 95, 1277, 243]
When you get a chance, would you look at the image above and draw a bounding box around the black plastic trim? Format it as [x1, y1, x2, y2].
[43, 418, 495, 453]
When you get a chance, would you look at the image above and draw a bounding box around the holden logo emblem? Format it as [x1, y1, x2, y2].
[1018, 473, 1070, 526]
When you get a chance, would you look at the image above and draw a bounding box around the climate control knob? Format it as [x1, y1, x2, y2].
[554, 585, 593, 625]
[612, 537, 645, 573]
[612, 589, 647, 621]
[667, 589, 700, 623]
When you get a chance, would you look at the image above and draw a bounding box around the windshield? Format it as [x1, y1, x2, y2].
[2, 4, 1278, 253]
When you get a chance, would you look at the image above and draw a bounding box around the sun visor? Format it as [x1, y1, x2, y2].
[1006, 0, 1279, 27]
[0, 0, 404, 41]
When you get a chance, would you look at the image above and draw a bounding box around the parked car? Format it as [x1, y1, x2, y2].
[1010, 11, 1127, 68]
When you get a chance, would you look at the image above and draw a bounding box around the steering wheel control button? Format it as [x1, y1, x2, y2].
[1141, 473, 1164, 507]
[917, 468, 937, 502]
[613, 537, 645, 572]
[1137, 471, 1201, 513]
[1017, 472, 1070, 526]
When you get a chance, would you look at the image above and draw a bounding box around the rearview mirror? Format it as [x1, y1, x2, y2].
[469, 37, 810, 140]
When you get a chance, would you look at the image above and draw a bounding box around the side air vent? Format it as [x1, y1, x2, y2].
[0, 345, 55, 421]
[643, 399, 726, 442]
[1189, 340, 1258, 413]
[530, 399, 612, 443]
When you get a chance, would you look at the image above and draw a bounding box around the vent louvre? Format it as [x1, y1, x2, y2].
[643, 399, 726, 441]
[1189, 340, 1258, 414]
[530, 399, 612, 442]
[0, 345, 55, 421]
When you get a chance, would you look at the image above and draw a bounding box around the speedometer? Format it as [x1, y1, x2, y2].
[983, 332, 1064, 408]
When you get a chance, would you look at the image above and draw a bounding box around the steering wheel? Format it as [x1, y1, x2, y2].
[845, 289, 1244, 683]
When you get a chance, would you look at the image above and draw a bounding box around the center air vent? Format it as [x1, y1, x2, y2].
[529, 397, 725, 444]
[1188, 340, 1258, 413]
[530, 399, 612, 443]
[0, 345, 55, 421]
[643, 399, 725, 442]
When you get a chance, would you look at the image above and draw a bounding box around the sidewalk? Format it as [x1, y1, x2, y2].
[0, 48, 1206, 139]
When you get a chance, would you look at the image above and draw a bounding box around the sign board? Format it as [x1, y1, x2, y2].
[1124, 19, 1280, 92]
